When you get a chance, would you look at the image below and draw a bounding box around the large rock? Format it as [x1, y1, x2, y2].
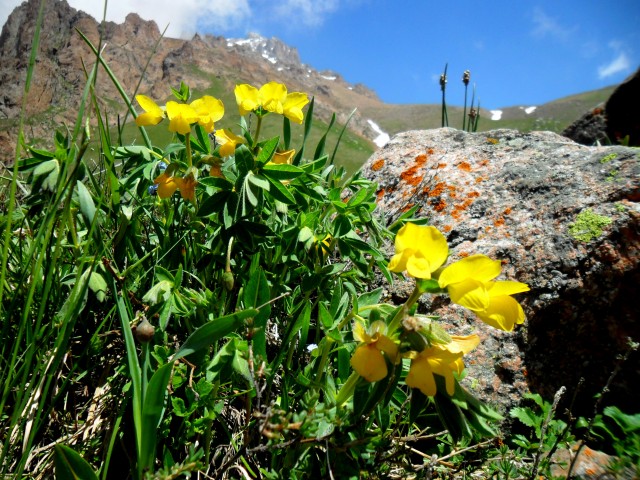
[362, 128, 639, 415]
[563, 67, 640, 146]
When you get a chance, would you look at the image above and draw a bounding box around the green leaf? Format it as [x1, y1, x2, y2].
[332, 215, 352, 237]
[264, 175, 296, 204]
[262, 163, 305, 180]
[54, 444, 98, 480]
[142, 280, 173, 305]
[198, 190, 233, 217]
[33, 158, 60, 191]
[299, 155, 328, 174]
[88, 272, 107, 302]
[256, 136, 279, 165]
[247, 171, 270, 191]
[510, 407, 539, 429]
[76, 180, 96, 225]
[235, 144, 254, 175]
[243, 268, 271, 360]
[172, 309, 258, 362]
[434, 386, 472, 441]
[140, 362, 173, 472]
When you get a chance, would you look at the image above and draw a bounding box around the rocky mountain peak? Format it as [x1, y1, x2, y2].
[226, 32, 301, 69]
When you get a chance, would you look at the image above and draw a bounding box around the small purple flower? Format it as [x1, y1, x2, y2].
[148, 184, 159, 196]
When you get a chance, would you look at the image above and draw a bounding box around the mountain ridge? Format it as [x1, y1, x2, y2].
[0, 0, 615, 167]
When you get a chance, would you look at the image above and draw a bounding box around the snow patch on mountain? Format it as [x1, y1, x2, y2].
[367, 119, 390, 148]
[490, 110, 503, 121]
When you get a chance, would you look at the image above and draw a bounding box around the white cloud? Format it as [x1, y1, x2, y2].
[272, 0, 340, 27]
[597, 40, 633, 79]
[598, 52, 631, 79]
[0, 0, 356, 38]
[0, 0, 250, 39]
[530, 7, 571, 41]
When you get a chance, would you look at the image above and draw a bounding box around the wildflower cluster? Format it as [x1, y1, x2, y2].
[134, 81, 308, 203]
[349, 222, 529, 399]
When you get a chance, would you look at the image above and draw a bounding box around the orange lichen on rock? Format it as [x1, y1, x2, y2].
[438, 162, 447, 168]
[400, 154, 429, 185]
[376, 188, 385, 202]
[486, 137, 499, 145]
[442, 225, 452, 232]
[494, 216, 505, 227]
[371, 158, 385, 171]
[402, 203, 415, 212]
[427, 148, 435, 155]
[479, 159, 489, 167]
[400, 166, 423, 186]
[434, 200, 447, 212]
[427, 182, 446, 197]
[458, 161, 472, 172]
[475, 176, 486, 183]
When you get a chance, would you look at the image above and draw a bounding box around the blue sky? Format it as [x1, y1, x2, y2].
[1, 0, 638, 109]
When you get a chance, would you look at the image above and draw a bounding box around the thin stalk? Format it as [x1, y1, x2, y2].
[440, 63, 448, 128]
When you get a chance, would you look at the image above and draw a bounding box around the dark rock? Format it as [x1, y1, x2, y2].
[606, 67, 640, 146]
[561, 104, 608, 145]
[362, 128, 639, 415]
[563, 67, 640, 146]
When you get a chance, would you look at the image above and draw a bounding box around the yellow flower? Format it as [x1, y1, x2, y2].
[269, 149, 295, 165]
[178, 173, 197, 202]
[350, 320, 398, 382]
[438, 254, 530, 331]
[190, 95, 224, 133]
[405, 335, 479, 396]
[153, 171, 197, 202]
[135, 95, 164, 126]
[154, 172, 181, 199]
[166, 101, 198, 135]
[259, 81, 287, 114]
[388, 223, 449, 279]
[282, 92, 309, 124]
[234, 82, 309, 122]
[215, 129, 246, 157]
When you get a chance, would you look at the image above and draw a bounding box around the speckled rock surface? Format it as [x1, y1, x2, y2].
[362, 128, 639, 415]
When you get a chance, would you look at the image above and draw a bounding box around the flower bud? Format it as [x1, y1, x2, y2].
[462, 70, 471, 86]
[134, 315, 155, 343]
[222, 271, 234, 291]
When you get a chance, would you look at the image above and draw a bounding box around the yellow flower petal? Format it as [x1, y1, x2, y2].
[269, 149, 295, 165]
[475, 295, 526, 331]
[372, 333, 399, 363]
[406, 255, 434, 279]
[444, 334, 481, 354]
[352, 321, 368, 343]
[390, 224, 448, 278]
[350, 344, 388, 382]
[179, 174, 197, 202]
[283, 92, 309, 123]
[166, 101, 198, 135]
[154, 172, 180, 198]
[388, 250, 411, 274]
[191, 95, 224, 133]
[405, 354, 438, 396]
[215, 129, 246, 157]
[438, 254, 501, 288]
[446, 278, 490, 311]
[234, 84, 259, 115]
[488, 280, 530, 296]
[259, 82, 287, 114]
[135, 94, 164, 126]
